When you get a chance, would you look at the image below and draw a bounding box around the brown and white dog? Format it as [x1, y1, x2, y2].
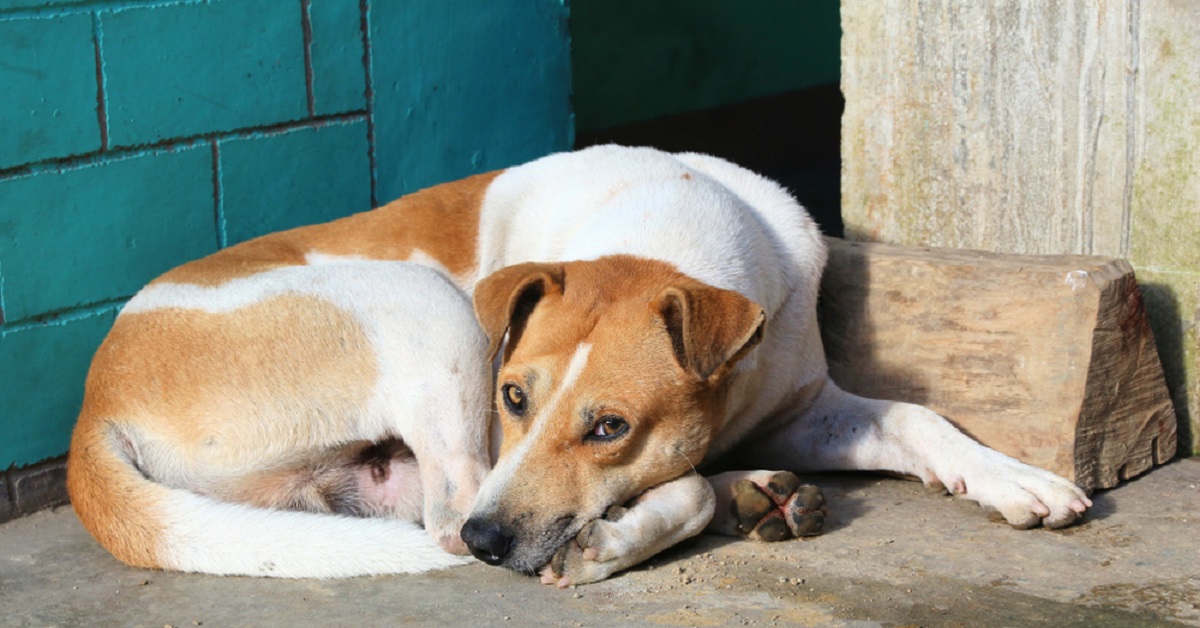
[68, 145, 1091, 585]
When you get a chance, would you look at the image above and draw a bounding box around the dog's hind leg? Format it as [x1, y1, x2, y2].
[739, 379, 1092, 529]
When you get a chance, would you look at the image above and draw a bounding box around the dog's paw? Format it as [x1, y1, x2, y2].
[432, 527, 471, 555]
[425, 508, 472, 555]
[731, 471, 826, 541]
[540, 507, 629, 587]
[926, 452, 1092, 529]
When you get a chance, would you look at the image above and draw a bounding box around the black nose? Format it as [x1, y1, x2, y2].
[460, 517, 514, 566]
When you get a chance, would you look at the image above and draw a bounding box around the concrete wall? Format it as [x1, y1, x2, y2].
[0, 0, 571, 470]
[570, 0, 840, 133]
[841, 0, 1199, 454]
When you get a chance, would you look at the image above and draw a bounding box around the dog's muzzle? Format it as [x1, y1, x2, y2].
[460, 517, 514, 565]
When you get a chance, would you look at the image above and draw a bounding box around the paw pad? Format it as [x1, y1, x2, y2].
[731, 472, 826, 542]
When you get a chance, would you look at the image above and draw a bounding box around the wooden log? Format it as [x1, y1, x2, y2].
[818, 238, 1177, 491]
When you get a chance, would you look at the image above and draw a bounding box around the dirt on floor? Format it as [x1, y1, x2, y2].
[1, 459, 1197, 627]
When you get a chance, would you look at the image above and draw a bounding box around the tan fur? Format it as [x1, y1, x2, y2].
[153, 170, 499, 287]
[92, 295, 374, 464]
[473, 257, 763, 546]
[68, 294, 379, 568]
[67, 417, 167, 568]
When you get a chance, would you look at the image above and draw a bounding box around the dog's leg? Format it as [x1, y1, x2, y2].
[540, 472, 715, 587]
[359, 265, 495, 556]
[391, 400, 493, 556]
[741, 379, 1092, 529]
[705, 470, 826, 541]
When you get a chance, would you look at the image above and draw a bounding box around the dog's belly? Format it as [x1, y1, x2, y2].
[210, 438, 425, 521]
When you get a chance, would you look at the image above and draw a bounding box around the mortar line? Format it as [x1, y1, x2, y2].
[0, 0, 202, 20]
[1076, 6, 1100, 256]
[90, 11, 109, 151]
[211, 140, 226, 250]
[0, 262, 6, 326]
[0, 112, 367, 182]
[359, 0, 378, 207]
[1133, 266, 1200, 277]
[1, 299, 126, 335]
[300, 0, 316, 117]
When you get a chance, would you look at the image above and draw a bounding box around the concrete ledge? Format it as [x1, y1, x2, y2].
[0, 456, 69, 525]
[2, 460, 1195, 625]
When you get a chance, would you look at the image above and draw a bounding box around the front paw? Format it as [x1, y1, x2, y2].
[927, 453, 1092, 529]
[540, 508, 628, 587]
[731, 471, 826, 541]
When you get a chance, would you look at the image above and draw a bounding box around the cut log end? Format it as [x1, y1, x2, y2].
[819, 238, 1178, 492]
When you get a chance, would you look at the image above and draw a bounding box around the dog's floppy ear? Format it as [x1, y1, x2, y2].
[653, 285, 765, 381]
[474, 262, 565, 363]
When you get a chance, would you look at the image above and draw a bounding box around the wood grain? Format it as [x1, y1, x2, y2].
[819, 238, 1177, 490]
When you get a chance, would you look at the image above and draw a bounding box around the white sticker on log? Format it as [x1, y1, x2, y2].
[1065, 270, 1089, 291]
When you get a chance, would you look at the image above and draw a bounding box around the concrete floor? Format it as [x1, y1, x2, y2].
[2, 459, 1197, 628]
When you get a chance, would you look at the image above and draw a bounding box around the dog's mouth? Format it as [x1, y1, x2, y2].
[498, 513, 579, 575]
[461, 508, 585, 574]
[498, 497, 638, 575]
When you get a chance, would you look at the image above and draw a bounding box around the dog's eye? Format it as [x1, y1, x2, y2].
[502, 384, 526, 416]
[588, 415, 629, 442]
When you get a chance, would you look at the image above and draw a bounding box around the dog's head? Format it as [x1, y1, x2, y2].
[460, 255, 764, 573]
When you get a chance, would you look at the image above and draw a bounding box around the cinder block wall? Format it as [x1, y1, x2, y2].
[0, 0, 571, 507]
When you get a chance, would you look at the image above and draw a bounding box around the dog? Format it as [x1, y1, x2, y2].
[68, 145, 1091, 584]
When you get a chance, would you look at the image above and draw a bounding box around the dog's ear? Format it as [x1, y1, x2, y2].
[474, 263, 565, 363]
[653, 285, 765, 381]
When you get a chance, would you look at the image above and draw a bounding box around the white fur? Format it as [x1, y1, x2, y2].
[473, 343, 591, 513]
[543, 472, 716, 586]
[542, 342, 591, 417]
[160, 491, 470, 577]
[474, 145, 828, 456]
[127, 261, 491, 448]
[125, 261, 492, 577]
[473, 145, 1090, 551]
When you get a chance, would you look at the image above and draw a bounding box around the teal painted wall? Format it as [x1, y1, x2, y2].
[0, 0, 571, 469]
[570, 0, 841, 133]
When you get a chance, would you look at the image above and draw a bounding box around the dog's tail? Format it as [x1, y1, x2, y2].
[67, 415, 470, 578]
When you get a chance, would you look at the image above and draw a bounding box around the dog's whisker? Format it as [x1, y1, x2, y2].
[671, 446, 699, 475]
